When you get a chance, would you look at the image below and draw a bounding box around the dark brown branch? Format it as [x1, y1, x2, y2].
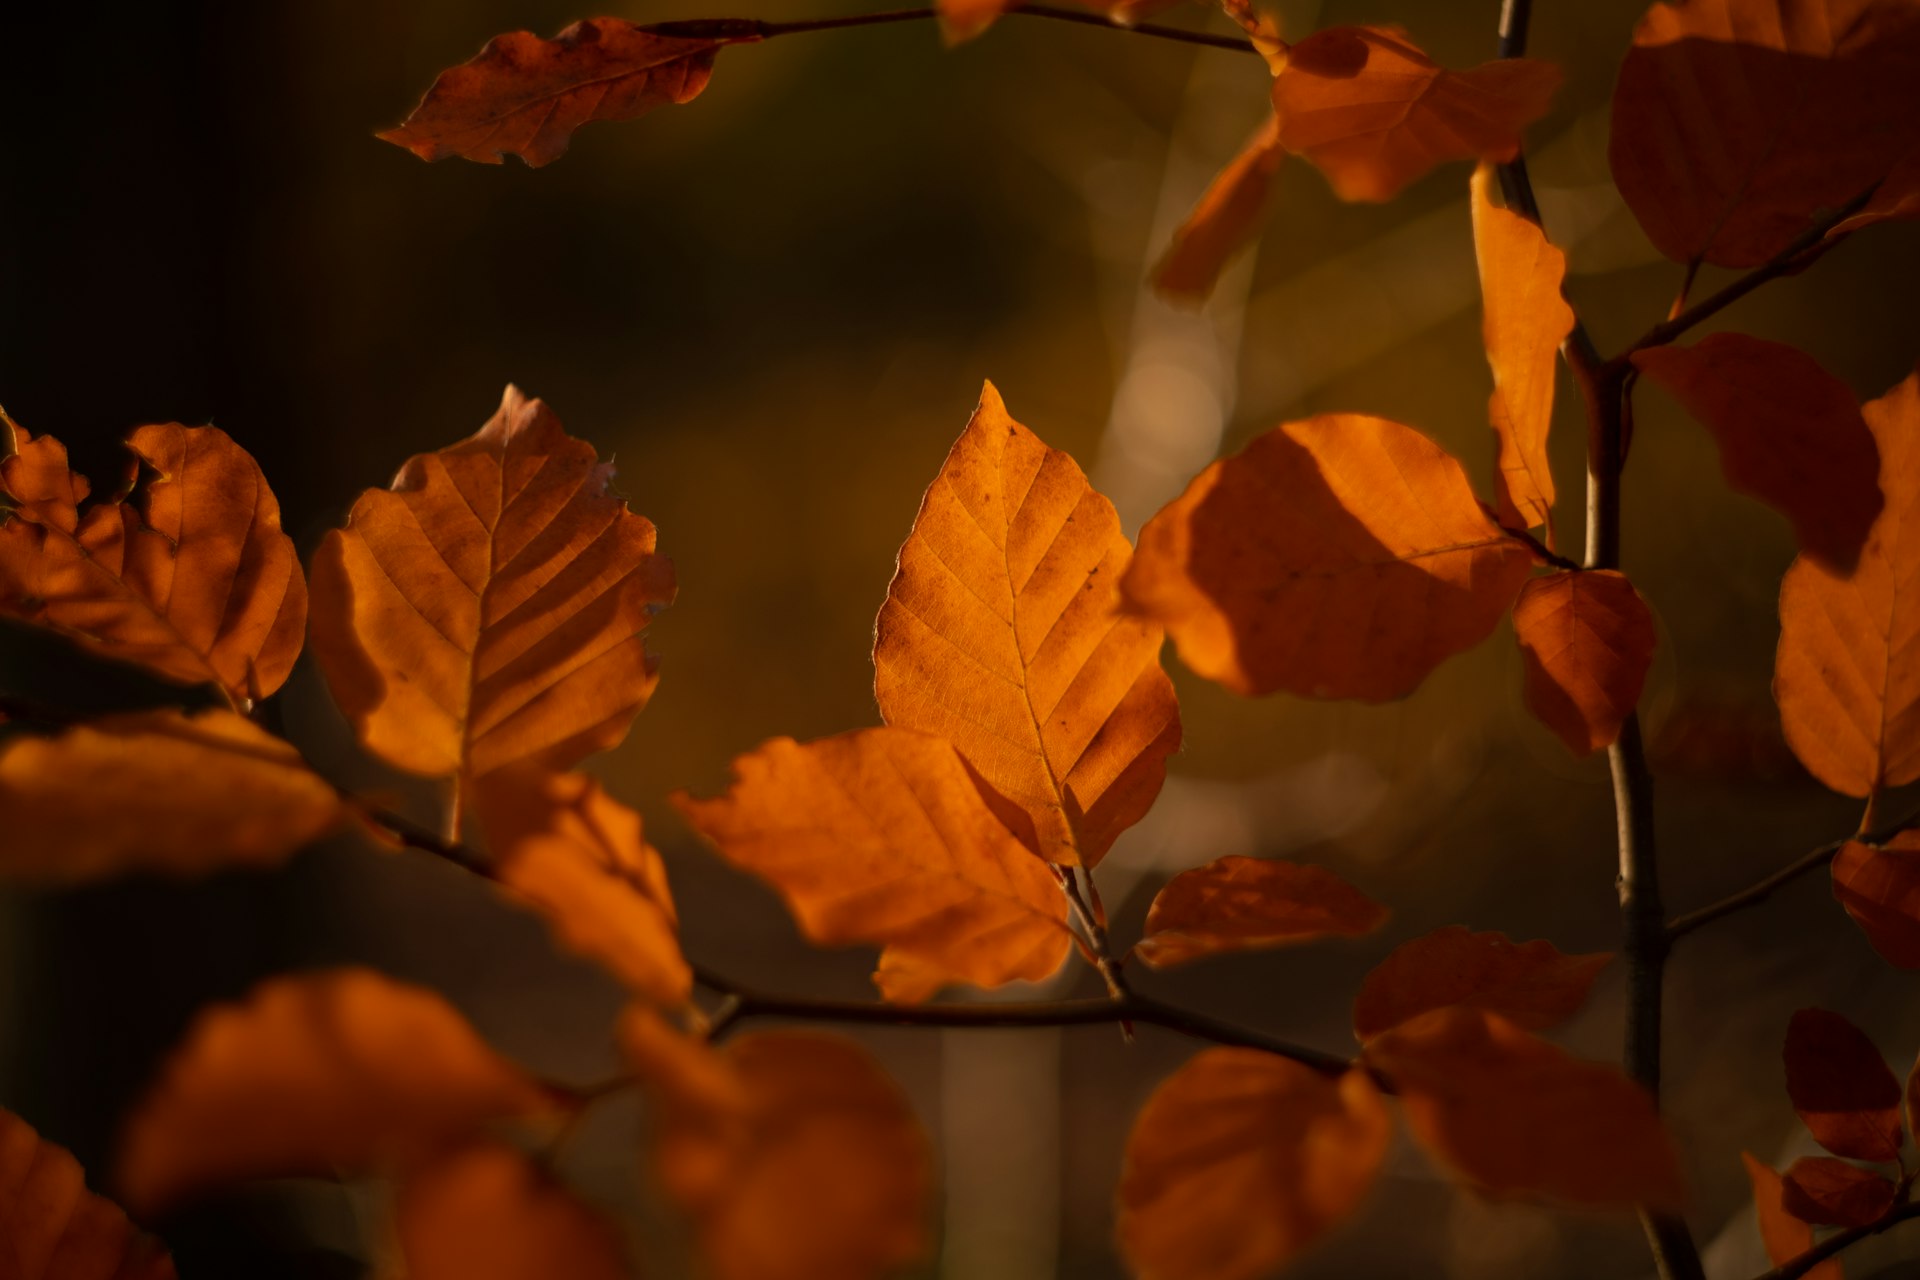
[1747, 1199, 1920, 1280]
[644, 5, 1259, 54]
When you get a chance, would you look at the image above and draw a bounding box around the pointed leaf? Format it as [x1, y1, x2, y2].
[1784, 1008, 1903, 1162]
[673, 727, 1073, 1000]
[1512, 569, 1656, 756]
[1352, 926, 1611, 1041]
[1120, 414, 1537, 700]
[309, 386, 676, 785]
[1116, 1052, 1389, 1280]
[1832, 832, 1920, 967]
[1782, 1156, 1897, 1227]
[0, 1108, 176, 1280]
[1743, 1154, 1841, 1278]
[1152, 115, 1285, 306]
[1132, 855, 1387, 969]
[396, 1142, 630, 1280]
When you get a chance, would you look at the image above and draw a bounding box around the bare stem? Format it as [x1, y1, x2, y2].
[644, 5, 1259, 53]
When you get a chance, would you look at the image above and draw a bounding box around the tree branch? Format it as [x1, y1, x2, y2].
[644, 5, 1260, 54]
[1746, 1199, 1920, 1280]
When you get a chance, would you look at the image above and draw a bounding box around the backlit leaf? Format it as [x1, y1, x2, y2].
[1116, 1052, 1389, 1280]
[1831, 832, 1920, 967]
[874, 382, 1180, 867]
[1120, 414, 1537, 700]
[1132, 855, 1387, 969]
[1511, 569, 1656, 756]
[0, 1107, 176, 1280]
[395, 1142, 630, 1280]
[1781, 1155, 1896, 1227]
[1152, 116, 1285, 306]
[1351, 926, 1611, 1041]
[673, 727, 1074, 1000]
[1783, 1008, 1903, 1162]
[1742, 1154, 1840, 1279]
[309, 386, 676, 790]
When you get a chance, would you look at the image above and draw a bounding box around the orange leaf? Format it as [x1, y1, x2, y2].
[379, 20, 752, 166]
[1470, 164, 1571, 532]
[1152, 115, 1285, 306]
[1774, 368, 1920, 797]
[1511, 569, 1656, 756]
[1743, 1154, 1844, 1279]
[308, 386, 676, 789]
[623, 1013, 930, 1280]
[1784, 1007, 1903, 1162]
[1120, 415, 1537, 700]
[674, 727, 1073, 1000]
[1132, 855, 1387, 969]
[1781, 1155, 1897, 1227]
[1351, 926, 1611, 1041]
[1634, 336, 1881, 572]
[118, 969, 559, 1215]
[473, 766, 690, 1008]
[1272, 27, 1560, 202]
[1831, 832, 1920, 967]
[395, 1142, 630, 1280]
[1365, 1007, 1684, 1210]
[0, 709, 342, 882]
[874, 383, 1180, 867]
[1116, 1051, 1389, 1280]
[0, 422, 305, 704]
[0, 1107, 176, 1280]
[1610, 0, 1920, 266]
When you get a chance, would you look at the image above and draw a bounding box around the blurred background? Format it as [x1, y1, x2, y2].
[4, 0, 1920, 1276]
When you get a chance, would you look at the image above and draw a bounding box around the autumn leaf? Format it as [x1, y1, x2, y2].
[673, 727, 1074, 1001]
[937, 0, 1178, 45]
[1742, 1154, 1841, 1279]
[0, 1107, 176, 1280]
[1116, 1051, 1389, 1280]
[1831, 832, 1920, 967]
[1781, 1156, 1897, 1228]
[1121, 414, 1537, 700]
[1365, 1007, 1684, 1210]
[1153, 116, 1285, 306]
[1272, 26, 1560, 202]
[1775, 368, 1920, 797]
[1511, 569, 1657, 756]
[0, 709, 342, 882]
[1610, 0, 1920, 266]
[395, 1142, 630, 1280]
[1633, 335, 1881, 573]
[0, 422, 305, 704]
[118, 969, 560, 1215]
[1131, 855, 1387, 969]
[308, 386, 676, 791]
[1783, 1008, 1903, 1163]
[473, 766, 691, 1008]
[1837, 145, 1920, 236]
[1470, 163, 1571, 533]
[1351, 926, 1611, 1042]
[873, 382, 1180, 867]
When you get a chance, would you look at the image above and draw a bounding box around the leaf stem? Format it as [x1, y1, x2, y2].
[644, 5, 1260, 54]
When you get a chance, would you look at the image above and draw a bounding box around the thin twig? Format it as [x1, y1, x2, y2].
[1746, 1200, 1920, 1280]
[644, 5, 1260, 53]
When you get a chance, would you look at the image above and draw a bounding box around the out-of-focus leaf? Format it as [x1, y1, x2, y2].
[1831, 831, 1920, 967]
[1784, 1008, 1903, 1162]
[937, 0, 1178, 45]
[0, 1107, 176, 1280]
[395, 1142, 630, 1280]
[1742, 1154, 1841, 1279]
[1511, 569, 1656, 756]
[1132, 855, 1386, 969]
[1781, 1155, 1896, 1227]
[1153, 116, 1285, 306]
[1351, 926, 1611, 1041]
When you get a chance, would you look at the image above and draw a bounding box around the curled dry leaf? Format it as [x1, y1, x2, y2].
[1742, 1153, 1841, 1279]
[874, 382, 1180, 867]
[0, 709, 342, 882]
[1351, 926, 1611, 1041]
[1634, 335, 1881, 573]
[380, 19, 753, 166]
[1784, 1007, 1904, 1163]
[1831, 831, 1920, 968]
[1152, 115, 1285, 306]
[1610, 0, 1920, 266]
[395, 1142, 630, 1280]
[1775, 368, 1920, 798]
[1272, 26, 1560, 202]
[0, 1107, 177, 1280]
[1116, 1051, 1390, 1280]
[1121, 414, 1537, 700]
[1132, 855, 1387, 969]
[118, 969, 559, 1215]
[1781, 1155, 1897, 1228]
[1511, 569, 1656, 757]
[0, 422, 305, 704]
[473, 766, 690, 1008]
[1365, 1007, 1685, 1211]
[309, 386, 676, 786]
[673, 727, 1074, 1002]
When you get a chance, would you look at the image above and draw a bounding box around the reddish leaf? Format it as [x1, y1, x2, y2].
[1351, 926, 1611, 1041]
[0, 1108, 176, 1280]
[1152, 115, 1285, 306]
[395, 1142, 631, 1280]
[1742, 1154, 1841, 1279]
[1831, 832, 1920, 967]
[1836, 145, 1920, 236]
[1511, 569, 1657, 756]
[1784, 1008, 1903, 1162]
[1782, 1155, 1897, 1227]
[1132, 855, 1387, 969]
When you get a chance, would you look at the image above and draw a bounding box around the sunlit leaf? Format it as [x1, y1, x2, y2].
[1132, 855, 1387, 969]
[1784, 1007, 1903, 1163]
[1153, 116, 1285, 306]
[0, 1107, 176, 1280]
[1831, 831, 1920, 967]
[1351, 926, 1610, 1041]
[1781, 1155, 1896, 1227]
[1511, 569, 1656, 756]
[1742, 1154, 1841, 1279]
[395, 1142, 630, 1280]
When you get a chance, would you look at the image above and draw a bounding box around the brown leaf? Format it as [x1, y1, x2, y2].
[1351, 926, 1611, 1041]
[0, 422, 305, 704]
[1836, 145, 1920, 236]
[308, 386, 676, 791]
[0, 709, 342, 882]
[1273, 27, 1560, 202]
[1365, 1007, 1684, 1210]
[1610, 0, 1920, 266]
[1784, 1007, 1903, 1162]
[1831, 832, 1920, 967]
[0, 1107, 176, 1280]
[473, 766, 690, 1008]
[937, 0, 1177, 45]
[1511, 569, 1656, 756]
[1775, 368, 1920, 797]
[1634, 335, 1881, 572]
[395, 1142, 630, 1280]
[673, 727, 1074, 1001]
[874, 382, 1180, 867]
[1120, 414, 1537, 700]
[1470, 163, 1571, 532]
[1116, 1051, 1389, 1280]
[623, 1013, 930, 1280]
[1132, 855, 1387, 969]
[1781, 1155, 1897, 1227]
[379, 20, 752, 167]
[1152, 115, 1285, 306]
[1742, 1154, 1840, 1279]
[118, 969, 559, 1215]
